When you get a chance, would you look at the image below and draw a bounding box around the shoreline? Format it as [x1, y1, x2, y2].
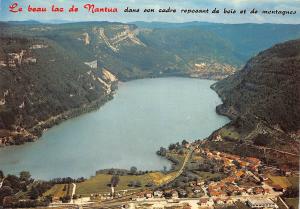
[0, 76, 232, 180]
[0, 75, 225, 148]
[0, 85, 117, 147]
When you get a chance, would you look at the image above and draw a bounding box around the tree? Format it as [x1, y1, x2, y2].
[110, 175, 120, 187]
[157, 147, 167, 156]
[179, 149, 184, 155]
[19, 171, 31, 182]
[72, 194, 78, 200]
[145, 182, 154, 187]
[29, 187, 39, 200]
[168, 143, 176, 150]
[182, 140, 189, 146]
[127, 181, 134, 187]
[283, 186, 299, 198]
[61, 195, 71, 203]
[130, 166, 137, 174]
[163, 166, 167, 173]
[44, 195, 53, 203]
[253, 134, 272, 146]
[134, 181, 141, 187]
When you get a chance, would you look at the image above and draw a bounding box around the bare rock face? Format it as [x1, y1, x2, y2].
[82, 33, 90, 45]
[92, 25, 146, 53]
[207, 39, 300, 169]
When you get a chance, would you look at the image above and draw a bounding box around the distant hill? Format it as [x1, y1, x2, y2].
[133, 22, 300, 63]
[1, 21, 299, 79]
[206, 39, 300, 169]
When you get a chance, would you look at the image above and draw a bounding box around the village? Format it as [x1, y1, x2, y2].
[42, 138, 299, 209]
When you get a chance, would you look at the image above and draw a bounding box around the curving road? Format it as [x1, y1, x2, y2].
[160, 146, 194, 187]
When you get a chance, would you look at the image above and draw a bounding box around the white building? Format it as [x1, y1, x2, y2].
[247, 198, 278, 208]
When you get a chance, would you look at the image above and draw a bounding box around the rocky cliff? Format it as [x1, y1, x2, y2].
[206, 39, 300, 169]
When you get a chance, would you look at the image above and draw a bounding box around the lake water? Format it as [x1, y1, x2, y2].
[0, 78, 229, 180]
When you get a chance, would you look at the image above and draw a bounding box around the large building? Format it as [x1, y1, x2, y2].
[247, 198, 278, 208]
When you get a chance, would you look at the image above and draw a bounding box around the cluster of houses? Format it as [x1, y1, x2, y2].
[197, 149, 276, 197]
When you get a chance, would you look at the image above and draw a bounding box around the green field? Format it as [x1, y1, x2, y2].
[43, 184, 73, 200]
[76, 174, 154, 196]
[268, 175, 299, 190]
[193, 171, 224, 181]
[287, 177, 299, 189]
[75, 170, 180, 196]
[219, 128, 240, 141]
[284, 198, 299, 209]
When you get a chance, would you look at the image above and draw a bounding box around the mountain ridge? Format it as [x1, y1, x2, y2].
[205, 39, 300, 169]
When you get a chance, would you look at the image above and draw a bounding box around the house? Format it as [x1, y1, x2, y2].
[145, 191, 153, 199]
[245, 157, 261, 166]
[226, 185, 240, 195]
[209, 190, 222, 197]
[196, 179, 204, 186]
[163, 189, 173, 199]
[225, 198, 234, 205]
[189, 181, 196, 187]
[252, 187, 264, 195]
[213, 135, 223, 142]
[260, 174, 269, 181]
[172, 190, 179, 199]
[214, 198, 225, 205]
[178, 189, 187, 198]
[272, 184, 284, 192]
[198, 198, 214, 207]
[193, 186, 202, 194]
[154, 190, 163, 198]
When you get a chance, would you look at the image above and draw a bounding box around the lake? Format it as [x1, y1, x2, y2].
[0, 78, 229, 180]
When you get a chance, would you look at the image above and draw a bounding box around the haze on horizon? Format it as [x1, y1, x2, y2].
[0, 0, 299, 24]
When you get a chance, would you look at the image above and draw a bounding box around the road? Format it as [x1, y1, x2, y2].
[160, 147, 194, 186]
[70, 183, 77, 203]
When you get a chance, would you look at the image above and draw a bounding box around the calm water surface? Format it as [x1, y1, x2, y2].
[0, 78, 229, 179]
